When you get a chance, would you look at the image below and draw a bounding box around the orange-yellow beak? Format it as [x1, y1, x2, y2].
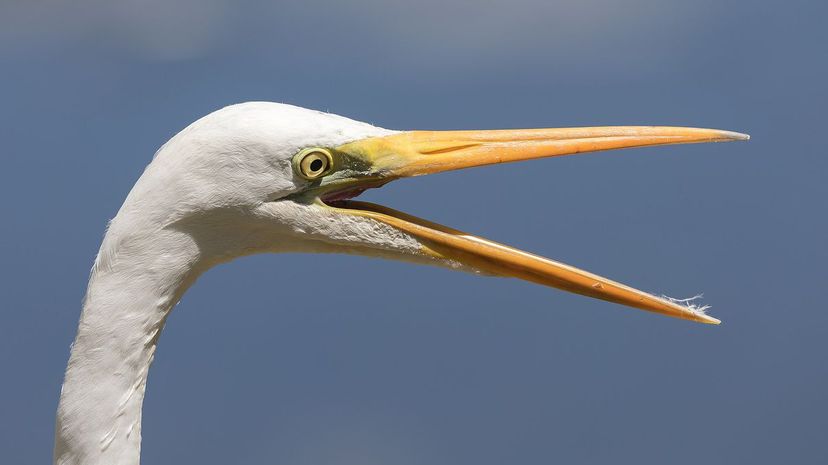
[324, 126, 748, 324]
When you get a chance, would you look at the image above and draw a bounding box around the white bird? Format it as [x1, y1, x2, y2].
[54, 102, 748, 465]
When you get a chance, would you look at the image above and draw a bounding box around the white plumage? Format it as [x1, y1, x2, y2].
[55, 103, 455, 465]
[55, 102, 746, 465]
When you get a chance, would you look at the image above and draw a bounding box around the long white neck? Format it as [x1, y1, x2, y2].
[54, 222, 203, 465]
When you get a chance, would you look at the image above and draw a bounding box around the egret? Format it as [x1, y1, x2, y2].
[54, 102, 748, 465]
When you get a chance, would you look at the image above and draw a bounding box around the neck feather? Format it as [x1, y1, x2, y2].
[55, 225, 202, 465]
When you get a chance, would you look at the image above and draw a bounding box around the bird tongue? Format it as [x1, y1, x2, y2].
[322, 187, 370, 203]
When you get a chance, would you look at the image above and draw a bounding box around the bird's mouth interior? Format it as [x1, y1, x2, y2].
[319, 185, 376, 206]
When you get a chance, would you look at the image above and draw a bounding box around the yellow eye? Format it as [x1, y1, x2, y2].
[295, 148, 333, 180]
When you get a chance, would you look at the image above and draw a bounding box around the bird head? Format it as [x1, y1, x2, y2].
[120, 102, 747, 324]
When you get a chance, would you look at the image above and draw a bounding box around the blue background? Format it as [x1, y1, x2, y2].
[2, 1, 825, 463]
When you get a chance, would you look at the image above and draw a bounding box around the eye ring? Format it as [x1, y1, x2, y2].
[294, 148, 334, 180]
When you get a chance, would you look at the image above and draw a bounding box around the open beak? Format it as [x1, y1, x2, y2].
[323, 126, 748, 324]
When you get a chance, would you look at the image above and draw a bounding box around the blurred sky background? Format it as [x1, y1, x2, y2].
[1, 1, 826, 464]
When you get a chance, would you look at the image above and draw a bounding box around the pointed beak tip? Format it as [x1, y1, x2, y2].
[698, 313, 722, 325]
[722, 130, 750, 141]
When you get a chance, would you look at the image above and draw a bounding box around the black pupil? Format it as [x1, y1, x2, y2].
[310, 158, 324, 172]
